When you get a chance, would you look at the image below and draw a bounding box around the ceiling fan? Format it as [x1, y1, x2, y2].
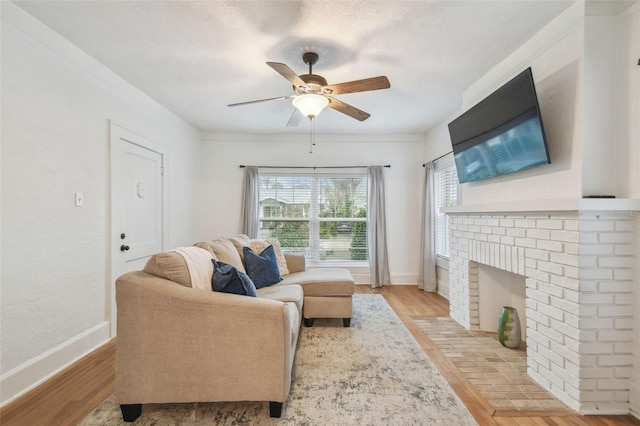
[228, 52, 390, 127]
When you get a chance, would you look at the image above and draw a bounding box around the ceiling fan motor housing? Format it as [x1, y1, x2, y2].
[295, 74, 328, 94]
[294, 52, 326, 94]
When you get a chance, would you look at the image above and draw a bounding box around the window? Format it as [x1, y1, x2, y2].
[258, 174, 367, 263]
[434, 160, 458, 258]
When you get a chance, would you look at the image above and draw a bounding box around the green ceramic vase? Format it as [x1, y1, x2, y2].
[497, 306, 521, 349]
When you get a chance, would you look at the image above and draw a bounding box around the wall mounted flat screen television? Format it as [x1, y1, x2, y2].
[448, 67, 550, 184]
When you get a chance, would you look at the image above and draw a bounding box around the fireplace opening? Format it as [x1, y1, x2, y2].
[477, 263, 527, 345]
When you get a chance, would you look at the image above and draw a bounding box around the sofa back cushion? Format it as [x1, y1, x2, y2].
[195, 237, 247, 274]
[143, 251, 192, 287]
[229, 234, 289, 276]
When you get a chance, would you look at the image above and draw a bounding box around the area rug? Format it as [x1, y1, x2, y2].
[80, 295, 477, 425]
[411, 316, 569, 413]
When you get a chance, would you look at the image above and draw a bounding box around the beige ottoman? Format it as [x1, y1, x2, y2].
[278, 268, 355, 327]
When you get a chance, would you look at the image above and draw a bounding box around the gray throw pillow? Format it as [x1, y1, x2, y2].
[211, 259, 257, 297]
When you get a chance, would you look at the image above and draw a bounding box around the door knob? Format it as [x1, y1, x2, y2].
[120, 245, 130, 252]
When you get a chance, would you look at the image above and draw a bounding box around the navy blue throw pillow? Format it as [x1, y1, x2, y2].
[242, 245, 283, 289]
[211, 259, 257, 297]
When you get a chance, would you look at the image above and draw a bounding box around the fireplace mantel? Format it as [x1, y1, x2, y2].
[443, 197, 640, 215]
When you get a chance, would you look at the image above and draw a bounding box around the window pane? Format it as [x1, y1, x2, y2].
[259, 176, 311, 218]
[318, 219, 367, 261]
[259, 174, 367, 262]
[318, 177, 367, 218]
[259, 220, 309, 256]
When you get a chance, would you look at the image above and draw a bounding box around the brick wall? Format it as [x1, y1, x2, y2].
[447, 210, 637, 414]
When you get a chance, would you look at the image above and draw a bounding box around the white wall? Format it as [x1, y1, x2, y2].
[0, 2, 202, 406]
[584, 14, 619, 197]
[584, 4, 639, 199]
[457, 2, 585, 206]
[615, 5, 639, 199]
[199, 133, 425, 284]
[425, 1, 639, 206]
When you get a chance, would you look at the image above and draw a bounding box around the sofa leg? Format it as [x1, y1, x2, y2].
[269, 401, 283, 417]
[304, 318, 314, 327]
[343, 318, 351, 327]
[120, 404, 142, 422]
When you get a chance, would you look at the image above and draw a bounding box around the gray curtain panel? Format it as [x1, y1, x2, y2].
[419, 162, 437, 292]
[367, 166, 390, 288]
[240, 166, 259, 238]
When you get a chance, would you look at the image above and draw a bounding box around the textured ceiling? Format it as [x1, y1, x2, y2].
[14, 1, 576, 135]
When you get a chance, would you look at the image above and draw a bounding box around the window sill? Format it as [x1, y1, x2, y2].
[307, 261, 369, 269]
[435, 256, 449, 270]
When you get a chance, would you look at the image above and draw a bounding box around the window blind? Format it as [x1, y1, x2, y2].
[434, 159, 458, 258]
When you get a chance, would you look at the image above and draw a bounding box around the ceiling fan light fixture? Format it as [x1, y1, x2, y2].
[292, 94, 329, 118]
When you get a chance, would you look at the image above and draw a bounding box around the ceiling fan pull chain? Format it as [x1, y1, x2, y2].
[309, 118, 313, 154]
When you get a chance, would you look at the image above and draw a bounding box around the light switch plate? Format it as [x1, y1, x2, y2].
[75, 192, 84, 207]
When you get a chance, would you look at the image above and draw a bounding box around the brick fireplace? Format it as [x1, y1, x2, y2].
[445, 199, 639, 414]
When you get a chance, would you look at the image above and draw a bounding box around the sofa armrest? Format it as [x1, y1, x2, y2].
[284, 253, 305, 273]
[115, 271, 295, 405]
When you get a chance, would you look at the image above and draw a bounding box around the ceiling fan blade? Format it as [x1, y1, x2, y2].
[228, 95, 293, 107]
[267, 62, 307, 89]
[326, 97, 371, 121]
[323, 76, 390, 96]
[286, 109, 303, 128]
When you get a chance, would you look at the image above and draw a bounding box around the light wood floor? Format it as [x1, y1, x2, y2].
[358, 285, 640, 425]
[2, 285, 639, 425]
[0, 339, 116, 426]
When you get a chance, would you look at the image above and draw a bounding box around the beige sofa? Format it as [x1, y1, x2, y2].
[116, 236, 354, 422]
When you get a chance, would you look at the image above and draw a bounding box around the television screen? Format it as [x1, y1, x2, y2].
[448, 67, 550, 184]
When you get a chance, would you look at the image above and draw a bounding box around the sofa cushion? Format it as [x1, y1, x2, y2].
[195, 238, 246, 274]
[211, 260, 257, 297]
[143, 251, 192, 287]
[278, 268, 355, 297]
[257, 284, 304, 318]
[243, 245, 282, 289]
[230, 235, 289, 276]
[229, 234, 252, 252]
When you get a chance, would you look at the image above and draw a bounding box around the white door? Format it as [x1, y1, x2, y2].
[110, 123, 166, 336]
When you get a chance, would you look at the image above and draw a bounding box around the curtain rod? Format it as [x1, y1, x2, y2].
[422, 151, 453, 167]
[239, 165, 391, 169]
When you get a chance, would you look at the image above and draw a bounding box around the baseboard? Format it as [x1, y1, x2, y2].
[352, 273, 420, 285]
[0, 336, 115, 426]
[0, 321, 110, 407]
[390, 273, 419, 285]
[630, 381, 640, 420]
